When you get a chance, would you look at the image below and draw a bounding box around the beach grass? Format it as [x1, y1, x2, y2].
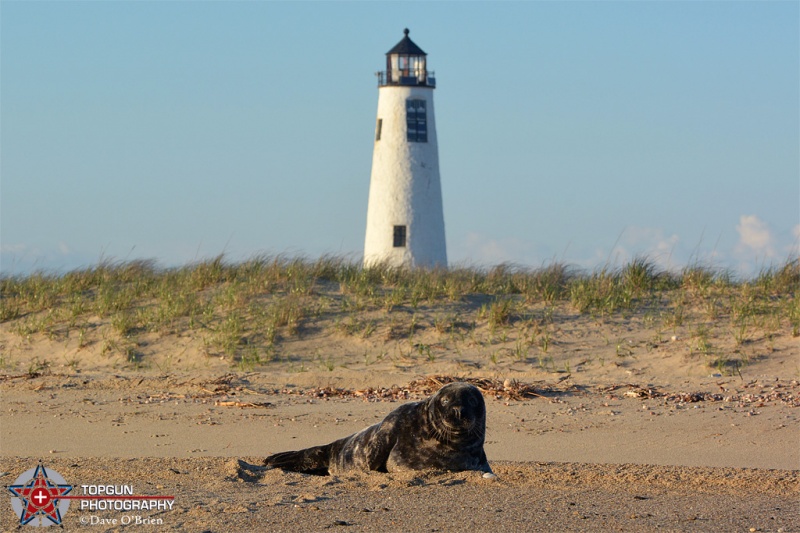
[1, 254, 796, 372]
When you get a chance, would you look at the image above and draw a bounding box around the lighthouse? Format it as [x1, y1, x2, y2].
[363, 29, 447, 268]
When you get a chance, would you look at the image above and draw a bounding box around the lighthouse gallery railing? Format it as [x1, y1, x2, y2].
[376, 70, 436, 88]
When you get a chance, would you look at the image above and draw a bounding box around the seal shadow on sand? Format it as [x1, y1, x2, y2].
[234, 458, 482, 491]
[232, 459, 270, 483]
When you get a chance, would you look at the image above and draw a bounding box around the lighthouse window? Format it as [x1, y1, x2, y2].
[393, 225, 407, 247]
[375, 119, 382, 141]
[406, 99, 427, 143]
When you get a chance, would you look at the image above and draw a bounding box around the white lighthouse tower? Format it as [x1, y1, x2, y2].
[363, 29, 447, 268]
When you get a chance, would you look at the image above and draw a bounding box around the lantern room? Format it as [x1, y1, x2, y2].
[378, 29, 435, 87]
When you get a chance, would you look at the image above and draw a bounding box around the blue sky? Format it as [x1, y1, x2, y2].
[2, 1, 798, 275]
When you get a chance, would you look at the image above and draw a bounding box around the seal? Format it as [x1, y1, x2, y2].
[264, 382, 494, 477]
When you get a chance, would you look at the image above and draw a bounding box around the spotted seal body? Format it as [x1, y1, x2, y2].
[264, 382, 493, 476]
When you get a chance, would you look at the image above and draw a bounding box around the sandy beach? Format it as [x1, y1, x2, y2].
[2, 262, 798, 531]
[2, 363, 798, 531]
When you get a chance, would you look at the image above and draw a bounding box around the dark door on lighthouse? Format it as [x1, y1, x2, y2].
[393, 225, 407, 247]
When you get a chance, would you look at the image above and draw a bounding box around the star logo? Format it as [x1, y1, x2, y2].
[8, 464, 73, 527]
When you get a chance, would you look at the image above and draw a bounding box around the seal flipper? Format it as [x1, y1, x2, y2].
[358, 419, 398, 472]
[326, 422, 396, 473]
[477, 450, 496, 477]
[264, 444, 332, 476]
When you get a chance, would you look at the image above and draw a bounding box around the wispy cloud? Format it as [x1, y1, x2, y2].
[0, 242, 95, 274]
[452, 228, 683, 271]
[453, 232, 538, 267]
[735, 215, 776, 258]
[609, 227, 680, 270]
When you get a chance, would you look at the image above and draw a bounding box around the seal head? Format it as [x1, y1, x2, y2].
[428, 381, 486, 440]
